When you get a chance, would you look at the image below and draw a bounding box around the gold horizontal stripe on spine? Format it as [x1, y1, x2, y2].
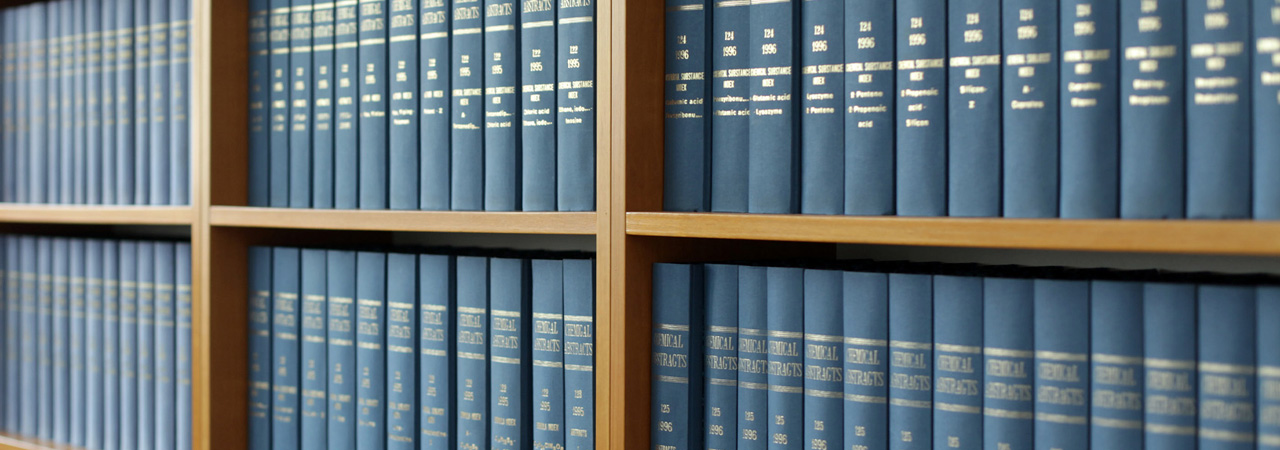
[360, 38, 386, 46]
[457, 351, 486, 360]
[770, 385, 804, 394]
[656, 375, 688, 384]
[564, 314, 593, 323]
[845, 394, 887, 404]
[708, 325, 737, 334]
[1145, 423, 1197, 435]
[1035, 350, 1088, 362]
[804, 333, 843, 343]
[844, 337, 888, 346]
[330, 338, 353, 346]
[485, 25, 516, 33]
[492, 355, 521, 365]
[293, 4, 314, 11]
[1036, 412, 1087, 425]
[277, 292, 298, 299]
[709, 377, 737, 387]
[336, 0, 359, 5]
[889, 340, 931, 351]
[1092, 416, 1143, 430]
[716, 0, 750, 6]
[421, 32, 449, 40]
[523, 20, 555, 28]
[292, 46, 313, 53]
[271, 6, 293, 14]
[314, 2, 338, 8]
[1093, 353, 1143, 365]
[740, 381, 768, 390]
[559, 17, 593, 24]
[388, 301, 414, 310]
[738, 327, 766, 336]
[421, 349, 447, 356]
[329, 296, 353, 304]
[897, 58, 945, 69]
[303, 336, 325, 343]
[800, 64, 844, 75]
[1006, 52, 1053, 65]
[1260, 365, 1280, 377]
[668, 4, 704, 11]
[421, 304, 448, 311]
[271, 47, 291, 55]
[491, 309, 521, 318]
[454, 27, 483, 35]
[1200, 361, 1255, 375]
[533, 360, 563, 368]
[335, 42, 359, 49]
[389, 345, 414, 354]
[357, 299, 380, 307]
[936, 402, 981, 414]
[303, 294, 325, 301]
[936, 343, 982, 354]
[357, 342, 380, 350]
[805, 388, 843, 399]
[533, 312, 563, 320]
[984, 347, 1034, 358]
[457, 306, 486, 314]
[1260, 433, 1280, 447]
[1201, 428, 1255, 443]
[984, 407, 1034, 420]
[655, 323, 689, 332]
[890, 398, 931, 409]
[389, 35, 417, 42]
[768, 330, 803, 339]
[252, 50, 271, 56]
[665, 72, 705, 81]
[1146, 357, 1195, 370]
[565, 364, 593, 372]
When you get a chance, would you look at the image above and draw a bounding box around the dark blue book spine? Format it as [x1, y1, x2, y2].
[895, 0, 947, 217]
[1258, 286, 1280, 448]
[154, 242, 176, 450]
[1186, 0, 1251, 219]
[561, 258, 594, 450]
[300, 249, 328, 450]
[888, 273, 931, 450]
[333, 0, 359, 210]
[176, 243, 192, 450]
[842, 271, 887, 450]
[311, 1, 336, 209]
[1090, 280, 1143, 450]
[52, 239, 69, 443]
[137, 241, 156, 450]
[388, 0, 420, 210]
[651, 263, 704, 450]
[946, 0, 1000, 217]
[1198, 285, 1256, 450]
[86, 0, 103, 205]
[799, 0, 844, 215]
[932, 275, 982, 450]
[358, 0, 389, 210]
[101, 241, 119, 450]
[531, 260, 565, 450]
[1002, 0, 1059, 218]
[482, 0, 520, 211]
[451, 0, 484, 211]
[325, 250, 356, 450]
[70, 239, 86, 446]
[802, 269, 842, 450]
[765, 268, 803, 449]
[290, 0, 314, 208]
[419, 0, 451, 210]
[747, 0, 798, 214]
[118, 241, 137, 448]
[355, 251, 386, 450]
[386, 253, 417, 449]
[85, 240, 104, 449]
[1059, 0, 1119, 218]
[269, 0, 291, 207]
[148, 0, 169, 206]
[554, 0, 594, 212]
[102, 2, 118, 206]
[982, 277, 1034, 450]
[19, 236, 36, 437]
[1257, 0, 1280, 219]
[418, 254, 454, 449]
[1118, 0, 1184, 218]
[843, 0, 895, 215]
[737, 265, 767, 450]
[248, 246, 273, 450]
[489, 258, 531, 449]
[663, 0, 710, 212]
[456, 256, 490, 450]
[703, 264, 737, 450]
[170, 0, 190, 205]
[1032, 279, 1090, 450]
[710, 0, 750, 213]
[520, 0, 556, 211]
[1142, 282, 1196, 450]
[115, 0, 134, 205]
[73, 0, 87, 205]
[249, 0, 271, 206]
[133, 0, 150, 206]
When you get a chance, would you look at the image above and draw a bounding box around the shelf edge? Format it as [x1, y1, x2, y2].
[210, 206, 599, 235]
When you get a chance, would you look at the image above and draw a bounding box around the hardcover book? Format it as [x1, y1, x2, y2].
[386, 253, 417, 449]
[418, 253, 455, 449]
[290, 0, 314, 208]
[483, 0, 521, 211]
[737, 265, 767, 450]
[1090, 280, 1143, 450]
[355, 251, 386, 449]
[273, 247, 301, 450]
[388, 0, 419, 210]
[895, 0, 947, 217]
[803, 269, 843, 450]
[249, 0, 270, 206]
[703, 264, 737, 450]
[843, 0, 895, 216]
[419, 0, 452, 210]
[799, 0, 844, 215]
[358, 0, 389, 209]
[248, 247, 273, 450]
[148, 0, 169, 206]
[1002, 0, 1059, 218]
[1118, 0, 1185, 218]
[1033, 279, 1090, 450]
[554, 0, 595, 212]
[1186, 0, 1252, 219]
[1143, 282, 1197, 450]
[301, 249, 328, 450]
[651, 263, 704, 450]
[520, 0, 557, 211]
[456, 256, 490, 450]
[531, 260, 565, 450]
[1198, 284, 1257, 450]
[269, 0, 291, 207]
[489, 258, 531, 450]
[663, 0, 710, 212]
[332, 0, 359, 210]
[154, 242, 177, 450]
[326, 250, 357, 450]
[888, 273, 931, 450]
[932, 274, 982, 450]
[1059, 0, 1119, 218]
[451, 0, 484, 211]
[310, 0, 336, 208]
[947, 0, 1001, 217]
[1256, 0, 1280, 219]
[562, 258, 594, 450]
[842, 271, 888, 450]
[746, 0, 797, 214]
[709, 0, 750, 213]
[982, 277, 1034, 450]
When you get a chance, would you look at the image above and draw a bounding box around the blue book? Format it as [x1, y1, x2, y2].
[531, 260, 565, 450]
[451, 0, 484, 211]
[651, 263, 704, 450]
[355, 251, 386, 449]
[133, 0, 151, 206]
[895, 0, 947, 217]
[20, 236, 36, 437]
[102, 241, 120, 450]
[310, 0, 336, 209]
[269, 0, 291, 207]
[115, 0, 135, 205]
[386, 253, 417, 449]
[301, 249, 328, 450]
[1, 11, 13, 204]
[888, 273, 931, 450]
[57, 0, 73, 205]
[456, 256, 490, 450]
[562, 258, 594, 450]
[932, 275, 982, 450]
[248, 246, 273, 450]
[1033, 279, 1090, 450]
[554, 0, 595, 212]
[28, 5, 44, 205]
[148, 0, 169, 205]
[799, 0, 844, 215]
[137, 241, 156, 450]
[290, 0, 314, 208]
[11, 7, 24, 205]
[70, 239, 86, 446]
[1198, 284, 1256, 450]
[520, 0, 556, 211]
[248, 0, 271, 206]
[418, 254, 455, 449]
[154, 242, 176, 450]
[358, 0, 389, 210]
[119, 241, 138, 449]
[4, 238, 17, 433]
[325, 250, 356, 450]
[1118, 0, 1184, 218]
[101, 1, 118, 206]
[86, 0, 103, 205]
[843, 0, 895, 215]
[662, 0, 710, 212]
[737, 265, 767, 450]
[483, 0, 520, 211]
[766, 267, 803, 449]
[1257, 1, 1280, 219]
[490, 258, 531, 449]
[388, 0, 419, 210]
[946, 0, 1000, 217]
[53, 238, 70, 442]
[73, 0, 87, 205]
[1258, 286, 1280, 448]
[418, 0, 451, 210]
[1090, 280, 1143, 450]
[842, 271, 888, 450]
[746, 0, 797, 214]
[1002, 0, 1059, 218]
[982, 277, 1033, 450]
[709, 0, 750, 213]
[170, 0, 191, 205]
[86, 240, 105, 448]
[332, 0, 359, 210]
[46, 2, 61, 206]
[802, 269, 842, 450]
[176, 243, 192, 450]
[703, 264, 737, 450]
[38, 237, 53, 439]
[1059, 0, 1119, 218]
[1187, 0, 1251, 219]
[1142, 282, 1196, 450]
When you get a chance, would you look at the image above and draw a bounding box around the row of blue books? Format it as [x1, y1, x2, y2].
[247, 246, 596, 450]
[663, 0, 1280, 220]
[247, 0, 597, 212]
[653, 261, 1280, 450]
[0, 0, 192, 206]
[0, 235, 193, 450]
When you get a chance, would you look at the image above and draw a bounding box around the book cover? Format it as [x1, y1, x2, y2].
[133, 0, 151, 206]
[709, 0, 749, 213]
[176, 243, 193, 450]
[802, 269, 842, 450]
[137, 241, 156, 450]
[1198, 284, 1257, 450]
[29, 5, 45, 205]
[1118, 0, 1184, 218]
[419, 253, 455, 449]
[269, 0, 291, 207]
[562, 258, 594, 450]
[1090, 280, 1143, 450]
[932, 274, 982, 450]
[310, 0, 336, 209]
[358, 0, 388, 210]
[456, 256, 490, 450]
[1002, 0, 1059, 218]
[483, 0, 521, 211]
[1, 11, 14, 204]
[301, 249, 328, 450]
[843, 0, 895, 216]
[554, 0, 594, 212]
[1258, 286, 1280, 448]
[388, 0, 420, 210]
[888, 272, 931, 450]
[737, 265, 766, 450]
[248, 246, 273, 450]
[102, 1, 118, 206]
[102, 240, 120, 450]
[451, 0, 484, 211]
[651, 263, 704, 450]
[1187, 0, 1252, 219]
[531, 259, 565, 450]
[982, 277, 1034, 450]
[386, 253, 417, 449]
[73, 0, 87, 205]
[1256, 0, 1280, 219]
[332, 0, 359, 210]
[52, 238, 69, 442]
[490, 258, 531, 449]
[1143, 282, 1196, 450]
[895, 0, 947, 217]
[662, 0, 710, 212]
[419, 0, 452, 210]
[148, 0, 170, 206]
[520, 0, 556, 211]
[766, 267, 803, 449]
[842, 271, 888, 450]
[154, 242, 176, 449]
[799, 0, 844, 215]
[85, 240, 104, 449]
[3, 237, 15, 432]
[326, 250, 356, 450]
[355, 251, 386, 449]
[170, 0, 191, 205]
[20, 236, 36, 437]
[1033, 278, 1090, 450]
[249, 0, 271, 206]
[85, 0, 103, 205]
[946, 0, 1001, 217]
[118, 240, 137, 448]
[746, 0, 798, 214]
[703, 264, 737, 450]
[1059, 0, 1119, 218]
[70, 239, 87, 446]
[45, 1, 61, 206]
[290, 0, 314, 209]
[115, 0, 134, 205]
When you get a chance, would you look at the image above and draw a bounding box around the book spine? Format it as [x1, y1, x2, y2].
[290, 0, 315, 208]
[170, 0, 190, 205]
[1118, 0, 1184, 218]
[1198, 284, 1257, 450]
[662, 0, 710, 212]
[1142, 282, 1196, 450]
[46, 2, 60, 206]
[418, 254, 454, 449]
[746, 0, 797, 214]
[386, 253, 417, 449]
[554, 0, 594, 212]
[101, 240, 119, 450]
[58, 0, 72, 205]
[1, 11, 13, 204]
[482, 0, 520, 211]
[561, 258, 594, 450]
[1059, 0, 1119, 218]
[520, 0, 556, 211]
[86, 0, 102, 205]
[20, 236, 36, 437]
[802, 269, 842, 450]
[946, 0, 1000, 217]
[115, 0, 133, 205]
[1258, 286, 1280, 448]
[703, 264, 737, 450]
[843, 0, 895, 215]
[176, 243, 192, 450]
[358, 0, 389, 210]
[37, 237, 52, 439]
[311, 1, 336, 209]
[133, 0, 150, 206]
[3, 238, 15, 432]
[28, 5, 44, 205]
[799, 0, 844, 215]
[651, 263, 704, 450]
[388, 0, 420, 210]
[101, 1, 117, 205]
[70, 239, 86, 446]
[9, 9, 22, 204]
[333, 0, 359, 210]
[737, 265, 767, 450]
[73, 0, 87, 205]
[154, 242, 176, 450]
[489, 258, 531, 449]
[419, 0, 451, 210]
[118, 241, 137, 448]
[888, 273, 931, 450]
[1257, 0, 1280, 219]
[1187, 0, 1252, 219]
[709, 0, 749, 213]
[765, 267, 803, 449]
[1090, 280, 1143, 450]
[148, 0, 169, 205]
[456, 256, 490, 450]
[85, 240, 103, 449]
[137, 241, 155, 450]
[247, 246, 273, 450]
[300, 249, 328, 450]
[325, 250, 356, 450]
[1002, 0, 1059, 218]
[531, 260, 565, 450]
[932, 275, 982, 450]
[269, 0, 291, 207]
[982, 277, 1034, 450]
[355, 251, 386, 450]
[249, 0, 270, 206]
[1032, 279, 1090, 450]
[52, 238, 69, 442]
[895, 0, 947, 217]
[842, 271, 888, 450]
[451, 0, 483, 211]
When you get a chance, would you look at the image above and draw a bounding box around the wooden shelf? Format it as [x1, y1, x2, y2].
[0, 433, 81, 450]
[209, 206, 599, 235]
[0, 204, 196, 226]
[626, 212, 1280, 256]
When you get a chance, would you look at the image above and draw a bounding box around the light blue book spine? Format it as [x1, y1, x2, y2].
[86, 0, 103, 205]
[86, 240, 105, 448]
[118, 241, 138, 449]
[386, 253, 417, 449]
[20, 236, 37, 437]
[799, 0, 845, 215]
[102, 240, 120, 450]
[1118, 0, 1184, 219]
[170, 0, 191, 205]
[1186, 0, 1252, 219]
[418, 254, 454, 449]
[325, 250, 356, 450]
[73, 0, 87, 205]
[894, 0, 948, 217]
[802, 269, 842, 450]
[388, 0, 419, 210]
[843, 0, 895, 216]
[888, 273, 931, 450]
[53, 238, 69, 443]
[269, 0, 291, 207]
[1033, 279, 1090, 450]
[766, 267, 804, 450]
[1059, 0, 1119, 218]
[983, 277, 1033, 450]
[520, 0, 556, 212]
[38, 237, 53, 438]
[946, 0, 1001, 217]
[531, 260, 565, 450]
[44, 1, 59, 206]
[456, 256, 490, 450]
[355, 251, 386, 450]
[450, 0, 484, 211]
[310, 1, 335, 209]
[1090, 280, 1143, 450]
[101, 0, 118, 206]
[843, 271, 888, 450]
[1142, 282, 1196, 450]
[176, 243, 192, 450]
[703, 264, 737, 450]
[1258, 286, 1280, 448]
[154, 242, 176, 450]
[932, 275, 982, 450]
[248, 246, 273, 450]
[490, 258, 531, 450]
[709, 0, 750, 213]
[137, 241, 156, 450]
[29, 5, 45, 205]
[115, 0, 135, 205]
[737, 265, 767, 450]
[745, 0, 798, 214]
[70, 239, 86, 446]
[482, 0, 521, 211]
[301, 249, 328, 450]
[562, 258, 594, 450]
[554, 0, 594, 212]
[1198, 285, 1256, 450]
[1, 12, 14, 204]
[4, 238, 18, 433]
[1002, 0, 1060, 218]
[148, 0, 169, 206]
[133, 0, 151, 206]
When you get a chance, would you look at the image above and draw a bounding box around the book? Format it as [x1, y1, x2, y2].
[1059, 0, 1119, 218]
[946, 0, 1001, 217]
[1198, 284, 1257, 449]
[451, 0, 484, 211]
[3, 237, 16, 433]
[842, 271, 888, 450]
[554, 0, 594, 212]
[358, 0, 389, 210]
[1257, 0, 1280, 219]
[118, 240, 137, 448]
[1118, 0, 1184, 219]
[888, 272, 931, 449]
[709, 0, 749, 213]
[386, 253, 417, 448]
[736, 265, 766, 450]
[102, 240, 120, 450]
[115, 0, 134, 205]
[133, 0, 150, 206]
[73, 0, 87, 205]
[932, 274, 982, 449]
[355, 251, 386, 449]
[561, 258, 593, 450]
[137, 240, 156, 450]
[483, 0, 520, 211]
[520, 0, 557, 211]
[456, 256, 489, 450]
[20, 236, 36, 437]
[310, 0, 336, 209]
[148, 0, 169, 206]
[102, 1, 118, 206]
[703, 264, 736, 450]
[1, 11, 14, 204]
[332, 0, 359, 210]
[799, 0, 844, 215]
[170, 0, 190, 205]
[418, 253, 455, 449]
[269, 0, 291, 207]
[290, 0, 314, 209]
[895, 0, 947, 217]
[249, 0, 270, 206]
[1002, 0, 1059, 218]
[86, 0, 103, 205]
[176, 243, 192, 450]
[67, 240, 84, 445]
[746, 0, 797, 214]
[1142, 282, 1196, 450]
[36, 237, 52, 439]
[45, 1, 60, 206]
[982, 277, 1033, 450]
[490, 257, 531, 449]
[154, 242, 176, 450]
[662, 0, 710, 212]
[531, 260, 565, 450]
[52, 238, 69, 443]
[1090, 280, 1143, 449]
[1033, 278, 1090, 450]
[418, 0, 451, 210]
[248, 246, 273, 450]
[765, 267, 803, 449]
[802, 269, 842, 450]
[388, 0, 419, 210]
[57, 0, 73, 205]
[1258, 286, 1280, 448]
[1186, 0, 1251, 219]
[85, 240, 104, 449]
[651, 263, 704, 450]
[326, 250, 356, 450]
[843, 0, 895, 216]
[300, 249, 328, 450]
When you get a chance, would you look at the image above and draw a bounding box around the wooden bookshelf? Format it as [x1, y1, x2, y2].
[0, 433, 81, 450]
[0, 205, 196, 226]
[209, 207, 598, 235]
